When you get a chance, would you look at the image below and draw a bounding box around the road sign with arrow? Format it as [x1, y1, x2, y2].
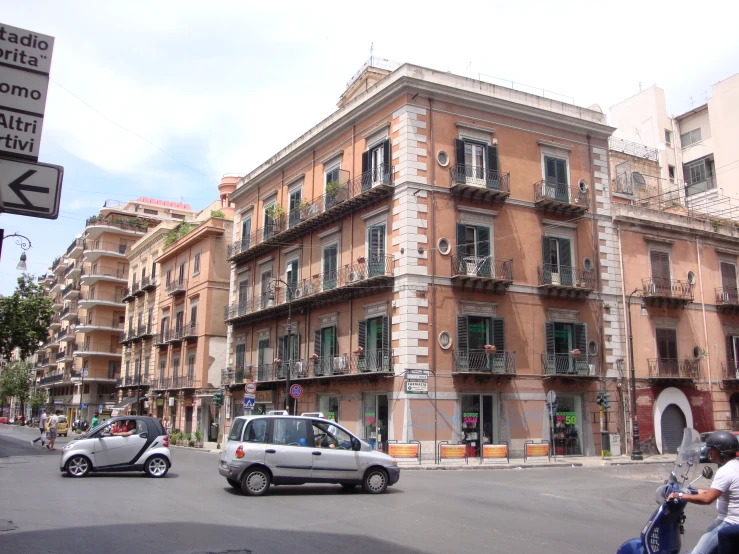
[0, 156, 63, 219]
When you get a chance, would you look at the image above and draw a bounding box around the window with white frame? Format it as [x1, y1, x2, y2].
[680, 128, 702, 148]
[192, 251, 201, 275]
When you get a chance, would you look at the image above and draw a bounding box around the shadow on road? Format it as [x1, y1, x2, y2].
[1, 522, 426, 554]
[221, 484, 403, 496]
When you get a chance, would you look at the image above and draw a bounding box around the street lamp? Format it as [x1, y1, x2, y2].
[627, 288, 645, 460]
[268, 278, 294, 414]
[0, 231, 32, 269]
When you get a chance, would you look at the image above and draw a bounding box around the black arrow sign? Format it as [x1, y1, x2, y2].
[4, 170, 50, 213]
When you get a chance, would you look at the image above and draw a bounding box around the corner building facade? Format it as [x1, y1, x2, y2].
[224, 64, 614, 459]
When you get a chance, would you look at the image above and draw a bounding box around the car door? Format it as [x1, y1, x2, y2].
[309, 420, 360, 482]
[94, 419, 148, 467]
[264, 418, 313, 483]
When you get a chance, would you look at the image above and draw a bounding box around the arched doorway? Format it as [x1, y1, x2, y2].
[731, 393, 739, 431]
[661, 404, 686, 454]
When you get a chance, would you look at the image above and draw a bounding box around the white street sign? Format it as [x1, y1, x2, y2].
[0, 156, 62, 219]
[0, 24, 55, 74]
[405, 372, 428, 380]
[0, 66, 49, 115]
[0, 107, 43, 160]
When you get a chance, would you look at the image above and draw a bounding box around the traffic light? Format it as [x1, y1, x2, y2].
[602, 392, 612, 411]
[596, 392, 603, 404]
[213, 390, 223, 407]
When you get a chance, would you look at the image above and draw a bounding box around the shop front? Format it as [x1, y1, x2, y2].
[461, 394, 497, 458]
[363, 393, 388, 452]
[316, 394, 339, 423]
[551, 395, 584, 456]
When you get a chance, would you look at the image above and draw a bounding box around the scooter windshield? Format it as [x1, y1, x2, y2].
[669, 427, 702, 485]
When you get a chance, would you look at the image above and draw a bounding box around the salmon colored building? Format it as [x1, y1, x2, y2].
[221, 62, 617, 459]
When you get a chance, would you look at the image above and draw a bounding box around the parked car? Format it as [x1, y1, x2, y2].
[700, 430, 739, 462]
[0, 417, 9, 424]
[60, 416, 170, 478]
[45, 415, 69, 437]
[219, 414, 400, 496]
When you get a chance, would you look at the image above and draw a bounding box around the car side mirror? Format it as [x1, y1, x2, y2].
[352, 438, 362, 451]
[702, 466, 714, 480]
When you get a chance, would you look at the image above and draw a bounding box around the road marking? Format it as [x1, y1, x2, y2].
[541, 493, 570, 500]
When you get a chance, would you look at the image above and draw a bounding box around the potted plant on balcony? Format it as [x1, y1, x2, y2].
[310, 353, 319, 362]
[484, 344, 497, 354]
[353, 346, 364, 356]
[570, 349, 582, 359]
[356, 256, 366, 264]
[265, 204, 286, 222]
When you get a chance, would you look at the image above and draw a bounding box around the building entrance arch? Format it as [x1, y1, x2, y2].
[653, 387, 693, 454]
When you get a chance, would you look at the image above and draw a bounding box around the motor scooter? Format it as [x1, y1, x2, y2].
[617, 428, 714, 554]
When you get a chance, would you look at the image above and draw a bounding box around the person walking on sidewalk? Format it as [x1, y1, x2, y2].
[30, 409, 47, 447]
[46, 410, 61, 451]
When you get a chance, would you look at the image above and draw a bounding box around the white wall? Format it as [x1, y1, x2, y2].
[708, 73, 739, 197]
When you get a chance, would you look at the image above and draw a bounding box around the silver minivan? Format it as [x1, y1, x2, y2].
[219, 415, 400, 496]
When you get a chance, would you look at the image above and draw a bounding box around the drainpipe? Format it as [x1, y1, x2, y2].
[428, 97, 438, 463]
[695, 236, 713, 395]
[617, 224, 632, 455]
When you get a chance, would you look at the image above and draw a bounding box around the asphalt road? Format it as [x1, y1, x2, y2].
[0, 424, 718, 554]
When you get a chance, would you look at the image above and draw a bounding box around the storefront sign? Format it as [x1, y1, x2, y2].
[556, 412, 577, 425]
[327, 412, 335, 421]
[405, 380, 428, 394]
[255, 390, 273, 404]
[365, 410, 376, 424]
[463, 412, 479, 426]
[387, 443, 420, 462]
[524, 441, 551, 462]
[440, 444, 466, 463]
[184, 398, 194, 407]
[482, 444, 509, 464]
[155, 398, 164, 407]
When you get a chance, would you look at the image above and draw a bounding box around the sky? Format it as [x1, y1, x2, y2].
[1, 0, 738, 295]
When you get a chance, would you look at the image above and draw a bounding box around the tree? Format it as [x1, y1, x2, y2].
[30, 388, 47, 414]
[0, 275, 53, 360]
[0, 362, 33, 423]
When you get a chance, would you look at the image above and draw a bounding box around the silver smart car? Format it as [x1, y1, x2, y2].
[60, 416, 171, 478]
[219, 414, 400, 496]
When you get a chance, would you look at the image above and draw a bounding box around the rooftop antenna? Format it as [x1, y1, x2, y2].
[639, 81, 642, 91]
[370, 42, 374, 64]
[689, 96, 695, 109]
[466, 61, 472, 78]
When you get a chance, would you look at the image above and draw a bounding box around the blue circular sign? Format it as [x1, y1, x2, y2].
[290, 384, 303, 399]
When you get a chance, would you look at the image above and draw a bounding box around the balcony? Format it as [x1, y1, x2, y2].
[60, 303, 78, 320]
[61, 283, 81, 300]
[64, 261, 81, 279]
[65, 237, 86, 259]
[452, 350, 516, 375]
[451, 256, 513, 292]
[642, 277, 693, 308]
[154, 328, 170, 347]
[121, 287, 135, 302]
[449, 165, 511, 203]
[152, 377, 171, 391]
[538, 264, 595, 298]
[541, 354, 600, 379]
[137, 323, 155, 340]
[165, 277, 187, 296]
[51, 256, 68, 274]
[132, 281, 144, 297]
[140, 275, 156, 292]
[57, 349, 74, 363]
[74, 316, 123, 333]
[38, 356, 51, 368]
[181, 322, 198, 340]
[225, 255, 394, 325]
[59, 328, 76, 343]
[119, 331, 135, 345]
[78, 290, 125, 309]
[84, 215, 148, 238]
[73, 342, 123, 358]
[39, 372, 63, 386]
[49, 315, 62, 331]
[83, 239, 130, 262]
[228, 166, 393, 263]
[80, 264, 127, 286]
[49, 277, 63, 295]
[117, 375, 151, 388]
[534, 181, 590, 215]
[167, 326, 184, 344]
[648, 358, 699, 383]
[172, 375, 199, 389]
[256, 350, 393, 383]
[722, 362, 739, 384]
[685, 175, 717, 198]
[51, 296, 64, 311]
[222, 367, 251, 386]
[717, 287, 739, 314]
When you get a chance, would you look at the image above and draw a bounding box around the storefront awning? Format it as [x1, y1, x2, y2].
[113, 397, 138, 410]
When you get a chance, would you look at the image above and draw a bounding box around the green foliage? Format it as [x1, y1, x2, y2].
[30, 389, 47, 410]
[210, 209, 226, 219]
[0, 361, 34, 415]
[326, 180, 340, 197]
[0, 275, 54, 359]
[194, 430, 203, 442]
[602, 449, 612, 458]
[265, 204, 286, 220]
[164, 223, 196, 247]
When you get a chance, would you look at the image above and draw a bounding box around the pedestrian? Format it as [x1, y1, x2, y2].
[30, 409, 47, 447]
[46, 410, 61, 451]
[718, 523, 739, 553]
[164, 417, 172, 435]
[90, 412, 99, 431]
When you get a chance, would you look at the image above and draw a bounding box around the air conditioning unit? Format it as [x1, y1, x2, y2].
[723, 291, 730, 303]
[293, 287, 303, 299]
[293, 361, 303, 375]
[333, 356, 347, 373]
[348, 271, 364, 283]
[648, 283, 657, 295]
[464, 257, 478, 277]
[550, 272, 561, 286]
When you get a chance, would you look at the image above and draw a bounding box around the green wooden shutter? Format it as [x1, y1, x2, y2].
[728, 335, 735, 365]
[382, 315, 390, 370]
[382, 140, 391, 184]
[558, 238, 572, 286]
[457, 315, 468, 371]
[454, 139, 465, 182]
[574, 323, 588, 374]
[361, 150, 371, 191]
[314, 329, 322, 357]
[542, 237, 551, 284]
[486, 145, 500, 189]
[491, 317, 505, 373]
[323, 245, 337, 290]
[476, 226, 491, 276]
[357, 319, 367, 372]
[457, 224, 467, 257]
[545, 322, 555, 374]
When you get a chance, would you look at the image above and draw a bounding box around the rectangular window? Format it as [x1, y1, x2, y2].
[286, 259, 298, 299]
[144, 356, 150, 378]
[288, 189, 302, 227]
[166, 269, 172, 286]
[665, 129, 671, 146]
[358, 315, 390, 372]
[260, 270, 272, 309]
[668, 165, 676, 183]
[325, 166, 341, 208]
[143, 208, 158, 215]
[124, 360, 130, 378]
[541, 236, 572, 285]
[465, 142, 486, 182]
[241, 216, 252, 250]
[175, 311, 184, 332]
[190, 303, 197, 325]
[368, 224, 386, 277]
[187, 353, 195, 378]
[271, 418, 309, 446]
[544, 156, 568, 186]
[721, 262, 738, 303]
[178, 262, 185, 283]
[656, 328, 678, 375]
[193, 252, 201, 275]
[151, 262, 156, 280]
[361, 140, 390, 190]
[257, 338, 271, 381]
[238, 279, 249, 309]
[650, 251, 671, 289]
[684, 159, 715, 196]
[235, 344, 246, 369]
[314, 326, 339, 376]
[323, 244, 338, 290]
[172, 356, 180, 378]
[680, 128, 702, 147]
[159, 359, 166, 380]
[263, 202, 276, 239]
[242, 419, 268, 443]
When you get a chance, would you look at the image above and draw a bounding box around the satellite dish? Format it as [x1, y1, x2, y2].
[587, 103, 604, 113]
[632, 172, 646, 188]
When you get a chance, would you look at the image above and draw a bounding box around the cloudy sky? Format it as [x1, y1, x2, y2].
[1, 0, 737, 294]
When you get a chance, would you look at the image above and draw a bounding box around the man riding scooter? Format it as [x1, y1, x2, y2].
[667, 430, 739, 554]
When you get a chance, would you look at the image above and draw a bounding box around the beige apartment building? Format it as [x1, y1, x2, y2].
[222, 61, 616, 459]
[35, 198, 196, 421]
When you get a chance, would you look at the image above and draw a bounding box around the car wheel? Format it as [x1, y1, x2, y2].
[145, 455, 169, 478]
[240, 467, 270, 496]
[363, 468, 388, 494]
[341, 483, 357, 490]
[66, 455, 91, 478]
[226, 478, 241, 489]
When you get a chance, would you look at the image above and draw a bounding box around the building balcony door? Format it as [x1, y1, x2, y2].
[363, 393, 388, 452]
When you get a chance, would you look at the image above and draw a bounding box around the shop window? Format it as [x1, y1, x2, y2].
[553, 396, 582, 455]
[317, 395, 339, 422]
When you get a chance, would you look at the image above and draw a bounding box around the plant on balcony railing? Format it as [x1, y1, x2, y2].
[538, 264, 595, 289]
[450, 164, 511, 192]
[210, 209, 226, 219]
[534, 181, 589, 207]
[541, 353, 598, 377]
[164, 223, 196, 247]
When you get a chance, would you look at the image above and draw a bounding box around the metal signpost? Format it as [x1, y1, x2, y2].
[546, 390, 557, 461]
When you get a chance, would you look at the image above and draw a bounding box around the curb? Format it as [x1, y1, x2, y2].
[170, 445, 219, 454]
[399, 462, 584, 471]
[605, 460, 675, 466]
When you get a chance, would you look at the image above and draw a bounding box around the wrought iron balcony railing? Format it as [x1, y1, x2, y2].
[81, 265, 127, 280]
[450, 164, 511, 192]
[648, 358, 699, 380]
[181, 322, 198, 339]
[222, 367, 251, 385]
[722, 362, 739, 381]
[137, 323, 155, 338]
[538, 264, 596, 289]
[154, 328, 170, 346]
[165, 277, 187, 296]
[541, 354, 599, 377]
[228, 166, 393, 260]
[452, 350, 516, 374]
[256, 349, 393, 382]
[451, 256, 513, 281]
[140, 275, 156, 291]
[717, 287, 739, 306]
[172, 375, 198, 389]
[224, 255, 393, 322]
[534, 181, 589, 211]
[642, 278, 693, 302]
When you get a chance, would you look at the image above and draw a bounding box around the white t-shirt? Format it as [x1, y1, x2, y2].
[711, 458, 739, 524]
[49, 415, 59, 431]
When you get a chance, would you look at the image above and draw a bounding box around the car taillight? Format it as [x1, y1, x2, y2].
[163, 435, 169, 447]
[235, 445, 244, 459]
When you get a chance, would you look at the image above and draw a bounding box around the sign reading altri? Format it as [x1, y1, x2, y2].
[0, 23, 54, 161]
